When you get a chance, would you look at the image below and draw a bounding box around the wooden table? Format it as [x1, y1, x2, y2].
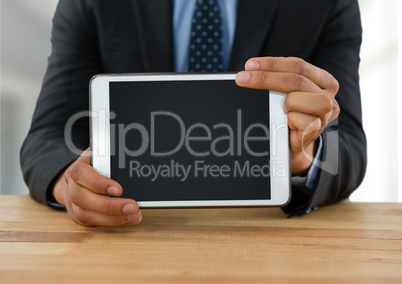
[0, 195, 401, 283]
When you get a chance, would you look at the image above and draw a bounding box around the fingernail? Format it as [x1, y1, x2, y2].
[235, 71, 250, 84]
[283, 104, 289, 114]
[107, 186, 120, 197]
[122, 203, 137, 215]
[127, 211, 142, 223]
[333, 99, 339, 111]
[246, 60, 259, 71]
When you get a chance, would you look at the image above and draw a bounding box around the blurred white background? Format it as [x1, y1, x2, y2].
[0, 0, 400, 202]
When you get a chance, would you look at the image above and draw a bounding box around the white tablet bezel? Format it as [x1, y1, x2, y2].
[90, 73, 290, 207]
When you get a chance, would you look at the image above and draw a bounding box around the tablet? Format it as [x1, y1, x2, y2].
[90, 73, 290, 207]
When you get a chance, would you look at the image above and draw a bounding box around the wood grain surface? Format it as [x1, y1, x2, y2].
[0, 195, 401, 283]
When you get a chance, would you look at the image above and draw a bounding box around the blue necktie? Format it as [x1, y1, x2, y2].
[188, 0, 223, 72]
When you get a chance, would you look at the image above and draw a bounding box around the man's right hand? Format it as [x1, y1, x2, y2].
[53, 149, 142, 227]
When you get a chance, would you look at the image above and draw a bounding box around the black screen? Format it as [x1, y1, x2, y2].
[110, 79, 271, 201]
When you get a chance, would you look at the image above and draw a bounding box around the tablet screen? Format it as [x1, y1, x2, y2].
[109, 79, 271, 201]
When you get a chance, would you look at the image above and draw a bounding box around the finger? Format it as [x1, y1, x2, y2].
[284, 91, 334, 118]
[67, 179, 139, 217]
[236, 70, 322, 95]
[288, 111, 322, 152]
[66, 148, 121, 196]
[244, 57, 339, 93]
[290, 131, 316, 174]
[70, 203, 142, 227]
[76, 147, 92, 163]
[65, 160, 122, 197]
[327, 98, 340, 124]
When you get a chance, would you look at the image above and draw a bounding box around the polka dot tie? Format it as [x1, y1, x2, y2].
[188, 0, 223, 72]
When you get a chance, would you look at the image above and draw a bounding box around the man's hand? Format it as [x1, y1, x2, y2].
[53, 148, 142, 226]
[235, 57, 340, 174]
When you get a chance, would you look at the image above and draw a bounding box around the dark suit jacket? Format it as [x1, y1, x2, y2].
[20, 0, 367, 216]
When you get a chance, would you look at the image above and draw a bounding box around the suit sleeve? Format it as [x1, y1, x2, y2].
[282, 0, 367, 216]
[20, 0, 101, 205]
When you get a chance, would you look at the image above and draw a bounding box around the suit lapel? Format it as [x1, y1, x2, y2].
[229, 0, 279, 71]
[132, 0, 174, 72]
